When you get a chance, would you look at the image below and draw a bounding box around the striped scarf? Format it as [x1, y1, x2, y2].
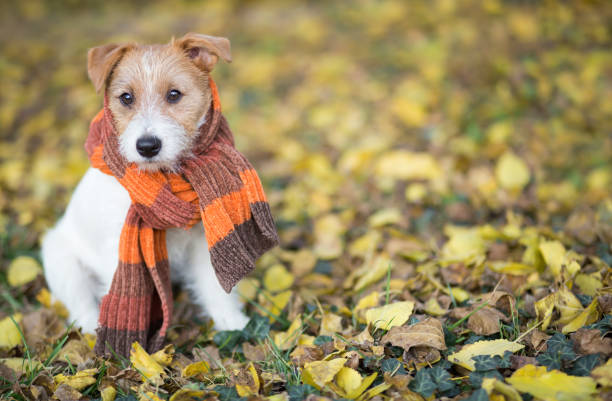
[85, 79, 278, 357]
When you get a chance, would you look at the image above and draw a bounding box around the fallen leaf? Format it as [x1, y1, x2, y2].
[130, 342, 165, 385]
[7, 256, 42, 287]
[448, 339, 524, 371]
[302, 357, 347, 390]
[320, 312, 343, 336]
[54, 368, 97, 390]
[381, 317, 446, 351]
[562, 298, 599, 334]
[364, 301, 414, 330]
[591, 358, 612, 387]
[332, 367, 378, 399]
[264, 264, 295, 292]
[467, 307, 508, 335]
[507, 364, 597, 401]
[182, 360, 210, 378]
[495, 151, 530, 192]
[235, 362, 260, 397]
[570, 328, 612, 356]
[0, 313, 22, 350]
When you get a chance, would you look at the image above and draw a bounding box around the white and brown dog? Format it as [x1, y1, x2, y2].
[41, 33, 249, 334]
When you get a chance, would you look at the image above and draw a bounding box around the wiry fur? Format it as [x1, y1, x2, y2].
[42, 33, 249, 334]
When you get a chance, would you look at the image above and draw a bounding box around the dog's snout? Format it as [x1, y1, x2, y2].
[136, 136, 162, 158]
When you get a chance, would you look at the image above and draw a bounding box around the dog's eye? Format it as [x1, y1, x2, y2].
[166, 89, 182, 103]
[119, 93, 134, 106]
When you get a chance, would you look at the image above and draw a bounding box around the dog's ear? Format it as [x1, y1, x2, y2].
[173, 33, 231, 72]
[87, 43, 134, 93]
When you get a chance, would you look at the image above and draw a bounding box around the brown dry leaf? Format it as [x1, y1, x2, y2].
[381, 317, 446, 352]
[570, 328, 612, 356]
[242, 342, 268, 361]
[467, 307, 508, 336]
[53, 383, 83, 401]
[58, 339, 95, 365]
[291, 345, 324, 367]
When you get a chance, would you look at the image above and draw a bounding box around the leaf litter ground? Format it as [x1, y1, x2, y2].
[1, 1, 611, 400]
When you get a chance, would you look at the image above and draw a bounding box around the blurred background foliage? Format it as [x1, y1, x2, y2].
[0, 0, 610, 254]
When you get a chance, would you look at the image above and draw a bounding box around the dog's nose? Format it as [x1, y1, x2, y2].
[136, 136, 162, 158]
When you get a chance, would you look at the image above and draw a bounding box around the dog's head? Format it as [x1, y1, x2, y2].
[87, 33, 231, 171]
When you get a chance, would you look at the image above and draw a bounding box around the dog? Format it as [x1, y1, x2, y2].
[41, 33, 250, 334]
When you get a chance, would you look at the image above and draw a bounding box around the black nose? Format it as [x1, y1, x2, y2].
[136, 136, 162, 158]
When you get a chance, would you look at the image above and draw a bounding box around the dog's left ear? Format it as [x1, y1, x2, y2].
[173, 33, 231, 72]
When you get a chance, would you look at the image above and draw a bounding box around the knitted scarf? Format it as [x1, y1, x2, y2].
[85, 78, 278, 357]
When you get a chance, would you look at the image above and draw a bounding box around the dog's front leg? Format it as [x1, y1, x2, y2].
[41, 224, 101, 333]
[170, 226, 249, 331]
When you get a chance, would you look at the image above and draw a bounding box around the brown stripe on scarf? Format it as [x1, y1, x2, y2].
[88, 78, 278, 357]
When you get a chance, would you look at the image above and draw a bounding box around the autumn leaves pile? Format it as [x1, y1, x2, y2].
[1, 0, 612, 400]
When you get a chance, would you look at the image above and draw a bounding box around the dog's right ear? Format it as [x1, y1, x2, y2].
[87, 43, 134, 93]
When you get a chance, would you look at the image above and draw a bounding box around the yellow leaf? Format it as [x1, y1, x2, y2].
[591, 359, 612, 387]
[130, 342, 165, 385]
[139, 392, 164, 401]
[353, 254, 391, 292]
[441, 226, 486, 263]
[236, 278, 260, 303]
[182, 360, 210, 378]
[302, 357, 346, 390]
[574, 273, 602, 296]
[448, 339, 524, 371]
[356, 382, 392, 401]
[264, 264, 295, 292]
[539, 240, 566, 278]
[423, 298, 447, 316]
[488, 262, 538, 275]
[7, 256, 42, 287]
[100, 386, 116, 401]
[320, 313, 343, 336]
[169, 388, 206, 401]
[535, 293, 555, 331]
[54, 368, 97, 391]
[274, 316, 302, 351]
[0, 313, 22, 349]
[445, 287, 470, 303]
[555, 286, 583, 325]
[481, 378, 522, 401]
[267, 393, 289, 401]
[368, 208, 401, 228]
[260, 290, 292, 323]
[313, 214, 345, 260]
[495, 151, 530, 192]
[235, 362, 260, 397]
[562, 299, 599, 334]
[364, 301, 414, 330]
[0, 357, 41, 374]
[333, 368, 378, 399]
[349, 232, 381, 258]
[151, 344, 174, 366]
[354, 292, 380, 322]
[507, 364, 597, 401]
[375, 151, 441, 181]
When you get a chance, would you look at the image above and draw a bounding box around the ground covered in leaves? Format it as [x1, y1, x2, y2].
[1, 0, 612, 400]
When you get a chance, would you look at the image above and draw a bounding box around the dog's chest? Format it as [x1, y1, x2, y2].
[66, 168, 201, 287]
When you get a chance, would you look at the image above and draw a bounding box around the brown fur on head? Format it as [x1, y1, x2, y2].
[86, 33, 231, 171]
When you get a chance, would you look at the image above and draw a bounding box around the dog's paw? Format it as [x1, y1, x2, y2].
[213, 312, 249, 331]
[74, 314, 99, 335]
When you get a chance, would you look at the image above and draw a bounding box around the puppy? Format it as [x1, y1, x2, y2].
[41, 33, 250, 334]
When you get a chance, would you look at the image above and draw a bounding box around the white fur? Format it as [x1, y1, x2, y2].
[42, 167, 249, 334]
[119, 111, 191, 171]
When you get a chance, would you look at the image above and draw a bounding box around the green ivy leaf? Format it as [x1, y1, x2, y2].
[287, 384, 319, 401]
[409, 368, 437, 398]
[243, 314, 271, 341]
[465, 388, 489, 401]
[569, 354, 602, 376]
